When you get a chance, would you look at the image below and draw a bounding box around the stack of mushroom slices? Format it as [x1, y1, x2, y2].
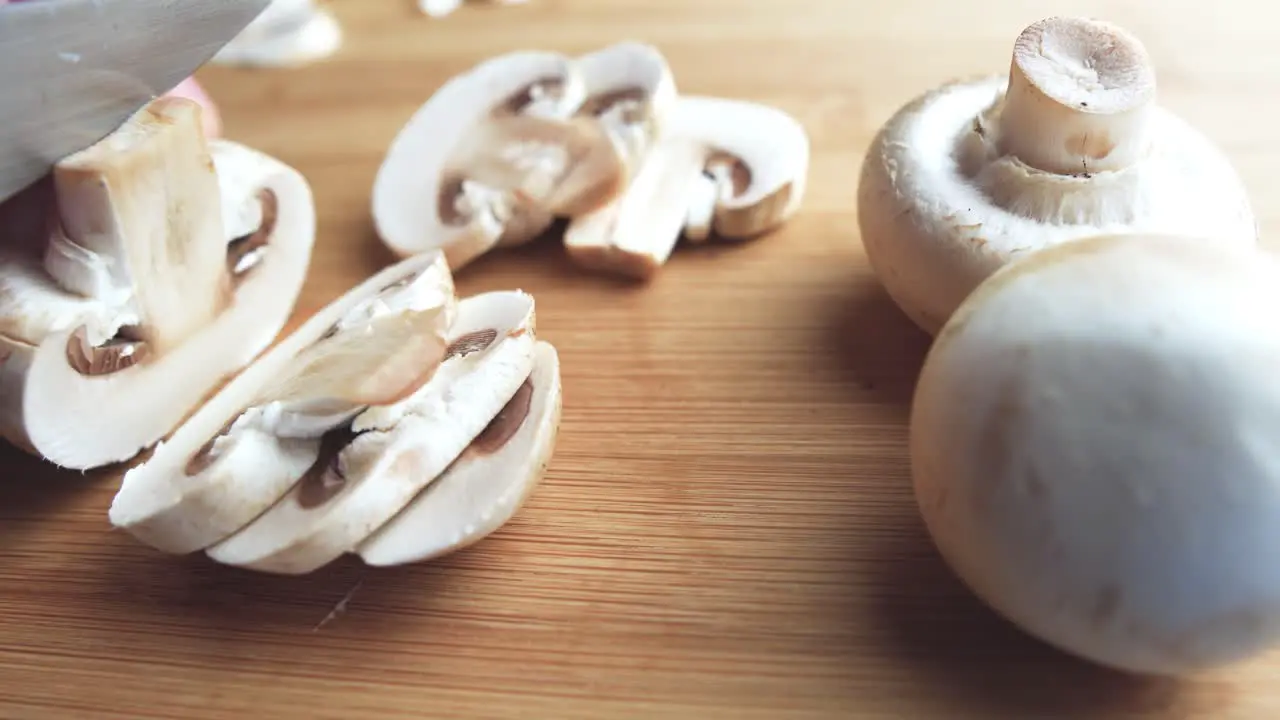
[108, 250, 563, 574]
[0, 96, 316, 472]
[371, 41, 811, 281]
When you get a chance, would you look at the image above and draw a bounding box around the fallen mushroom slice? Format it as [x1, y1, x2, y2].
[358, 340, 560, 566]
[0, 98, 316, 469]
[210, 0, 342, 69]
[372, 50, 603, 268]
[857, 15, 1258, 335]
[419, 0, 529, 18]
[564, 95, 810, 279]
[205, 290, 539, 575]
[108, 252, 456, 554]
[572, 42, 678, 177]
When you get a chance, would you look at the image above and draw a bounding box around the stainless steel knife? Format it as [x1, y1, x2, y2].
[0, 0, 272, 203]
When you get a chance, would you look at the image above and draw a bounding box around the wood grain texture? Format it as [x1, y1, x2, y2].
[3, 0, 1280, 717]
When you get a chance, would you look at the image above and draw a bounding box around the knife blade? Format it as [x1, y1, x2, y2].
[0, 0, 272, 203]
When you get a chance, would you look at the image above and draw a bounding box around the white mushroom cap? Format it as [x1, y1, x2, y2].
[912, 232, 1280, 676]
[359, 339, 561, 566]
[372, 50, 596, 268]
[205, 289, 539, 575]
[564, 95, 810, 279]
[857, 16, 1257, 335]
[0, 100, 316, 470]
[109, 252, 455, 554]
[211, 0, 342, 69]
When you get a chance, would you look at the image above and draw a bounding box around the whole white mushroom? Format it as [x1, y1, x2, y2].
[857, 16, 1257, 335]
[911, 232, 1280, 676]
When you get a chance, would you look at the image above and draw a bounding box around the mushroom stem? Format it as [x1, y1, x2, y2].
[993, 16, 1157, 175]
[47, 98, 230, 355]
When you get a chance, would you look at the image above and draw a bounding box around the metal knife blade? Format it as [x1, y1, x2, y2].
[0, 0, 272, 203]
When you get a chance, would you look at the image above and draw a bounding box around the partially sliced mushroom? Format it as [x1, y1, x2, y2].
[109, 251, 457, 554]
[563, 95, 810, 279]
[358, 340, 560, 566]
[857, 16, 1258, 335]
[0, 97, 316, 469]
[211, 0, 342, 69]
[371, 50, 598, 268]
[204, 289, 539, 575]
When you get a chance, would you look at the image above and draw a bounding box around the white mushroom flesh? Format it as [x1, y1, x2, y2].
[109, 252, 455, 554]
[205, 289, 539, 575]
[913, 232, 1280, 676]
[857, 16, 1257, 335]
[359, 340, 560, 566]
[211, 0, 342, 69]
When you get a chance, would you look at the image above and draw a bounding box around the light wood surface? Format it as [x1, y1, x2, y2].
[4, 0, 1280, 717]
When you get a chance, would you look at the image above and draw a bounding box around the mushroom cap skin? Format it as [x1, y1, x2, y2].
[358, 339, 561, 566]
[0, 138, 316, 470]
[205, 289, 539, 575]
[858, 39, 1257, 335]
[564, 94, 810, 279]
[210, 0, 342, 69]
[912, 232, 1280, 676]
[371, 50, 590, 268]
[109, 252, 455, 554]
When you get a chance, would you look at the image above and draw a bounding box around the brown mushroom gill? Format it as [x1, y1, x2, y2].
[578, 88, 649, 124]
[468, 376, 534, 455]
[64, 324, 148, 376]
[295, 424, 364, 510]
[500, 77, 572, 115]
[226, 189, 279, 278]
[183, 416, 241, 477]
[445, 328, 499, 359]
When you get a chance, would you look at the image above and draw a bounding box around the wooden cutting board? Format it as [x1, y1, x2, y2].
[3, 0, 1279, 717]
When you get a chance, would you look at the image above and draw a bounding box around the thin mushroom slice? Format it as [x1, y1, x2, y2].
[419, 0, 529, 18]
[211, 0, 342, 69]
[109, 252, 456, 554]
[571, 42, 679, 178]
[857, 15, 1258, 335]
[358, 340, 561, 566]
[205, 290, 539, 575]
[563, 95, 810, 279]
[371, 50, 593, 269]
[0, 98, 316, 469]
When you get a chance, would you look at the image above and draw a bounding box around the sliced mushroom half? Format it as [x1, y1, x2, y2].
[108, 251, 457, 554]
[358, 340, 561, 566]
[0, 97, 316, 469]
[563, 94, 810, 279]
[372, 50, 601, 268]
[210, 0, 342, 69]
[204, 289, 539, 575]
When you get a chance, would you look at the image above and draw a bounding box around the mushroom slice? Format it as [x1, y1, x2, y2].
[0, 98, 316, 469]
[358, 340, 561, 566]
[563, 95, 810, 279]
[857, 16, 1258, 335]
[205, 290, 538, 575]
[572, 42, 679, 177]
[419, 0, 529, 17]
[210, 0, 342, 69]
[372, 50, 604, 268]
[108, 252, 456, 554]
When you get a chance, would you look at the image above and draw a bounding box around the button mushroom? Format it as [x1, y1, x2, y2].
[563, 95, 810, 279]
[109, 251, 458, 554]
[211, 0, 342, 69]
[0, 97, 316, 470]
[205, 288, 538, 575]
[358, 340, 561, 566]
[371, 43, 677, 270]
[857, 16, 1257, 335]
[912, 232, 1280, 676]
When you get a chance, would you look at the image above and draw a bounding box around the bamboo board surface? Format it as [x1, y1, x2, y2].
[3, 0, 1280, 717]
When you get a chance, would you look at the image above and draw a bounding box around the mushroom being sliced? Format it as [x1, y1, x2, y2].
[205, 289, 539, 575]
[211, 0, 342, 69]
[564, 95, 810, 279]
[371, 50, 612, 269]
[358, 340, 561, 566]
[0, 98, 316, 470]
[857, 16, 1257, 335]
[109, 252, 457, 554]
